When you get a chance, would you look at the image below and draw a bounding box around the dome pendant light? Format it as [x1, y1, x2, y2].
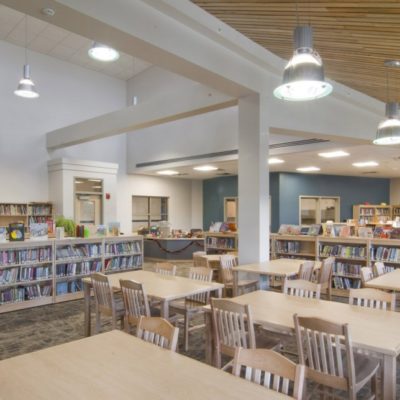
[14, 15, 39, 99]
[373, 61, 400, 145]
[14, 64, 39, 99]
[273, 25, 332, 101]
[88, 42, 120, 62]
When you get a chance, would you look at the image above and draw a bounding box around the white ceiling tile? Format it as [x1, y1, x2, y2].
[29, 35, 57, 54]
[60, 33, 90, 50]
[49, 44, 77, 60]
[40, 25, 70, 42]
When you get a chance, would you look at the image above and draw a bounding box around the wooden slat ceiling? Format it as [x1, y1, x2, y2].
[192, 1, 400, 102]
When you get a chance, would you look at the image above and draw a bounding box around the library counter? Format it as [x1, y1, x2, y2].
[144, 237, 204, 261]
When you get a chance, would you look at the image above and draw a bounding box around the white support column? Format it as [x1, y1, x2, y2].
[238, 94, 269, 264]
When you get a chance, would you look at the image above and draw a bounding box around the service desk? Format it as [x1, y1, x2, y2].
[144, 237, 204, 261]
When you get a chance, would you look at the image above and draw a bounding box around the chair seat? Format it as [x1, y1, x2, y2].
[225, 279, 259, 289]
[169, 298, 206, 312]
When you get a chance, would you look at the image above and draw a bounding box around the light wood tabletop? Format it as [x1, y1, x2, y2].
[212, 290, 400, 399]
[365, 268, 400, 291]
[232, 258, 320, 296]
[83, 270, 223, 336]
[0, 330, 291, 400]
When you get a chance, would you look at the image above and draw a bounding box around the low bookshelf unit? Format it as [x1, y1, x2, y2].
[204, 232, 238, 254]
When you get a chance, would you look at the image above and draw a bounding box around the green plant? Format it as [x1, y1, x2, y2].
[55, 216, 76, 237]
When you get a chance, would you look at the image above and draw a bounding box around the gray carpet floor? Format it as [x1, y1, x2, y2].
[0, 262, 397, 398]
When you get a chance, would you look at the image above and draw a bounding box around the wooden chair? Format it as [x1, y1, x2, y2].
[220, 254, 258, 297]
[193, 251, 207, 267]
[360, 266, 374, 287]
[232, 347, 305, 400]
[91, 272, 125, 334]
[283, 279, 321, 299]
[297, 260, 315, 281]
[136, 316, 179, 352]
[169, 267, 213, 351]
[154, 262, 176, 276]
[349, 288, 396, 311]
[316, 256, 334, 300]
[373, 261, 385, 277]
[210, 298, 256, 370]
[294, 314, 379, 399]
[120, 279, 151, 333]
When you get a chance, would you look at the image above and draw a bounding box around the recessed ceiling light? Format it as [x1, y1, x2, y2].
[296, 166, 321, 172]
[88, 42, 120, 62]
[318, 150, 350, 158]
[352, 161, 379, 168]
[156, 170, 179, 176]
[88, 179, 102, 182]
[75, 180, 84, 184]
[193, 165, 218, 172]
[268, 158, 285, 164]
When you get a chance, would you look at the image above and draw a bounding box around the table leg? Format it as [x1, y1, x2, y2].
[83, 281, 91, 337]
[161, 300, 169, 319]
[382, 354, 396, 399]
[204, 311, 214, 365]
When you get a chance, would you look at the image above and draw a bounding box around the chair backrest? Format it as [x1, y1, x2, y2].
[120, 279, 151, 326]
[136, 316, 179, 351]
[232, 347, 305, 400]
[373, 261, 385, 277]
[293, 314, 354, 393]
[283, 279, 321, 299]
[210, 298, 255, 359]
[154, 262, 177, 276]
[219, 254, 237, 286]
[193, 254, 209, 268]
[360, 266, 373, 287]
[317, 256, 334, 285]
[298, 260, 315, 281]
[349, 288, 396, 311]
[91, 272, 114, 315]
[187, 267, 213, 304]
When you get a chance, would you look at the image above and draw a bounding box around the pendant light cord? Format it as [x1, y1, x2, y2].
[24, 14, 28, 65]
[386, 68, 389, 103]
[295, 0, 300, 25]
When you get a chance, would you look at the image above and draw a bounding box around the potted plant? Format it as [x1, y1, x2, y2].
[55, 216, 76, 237]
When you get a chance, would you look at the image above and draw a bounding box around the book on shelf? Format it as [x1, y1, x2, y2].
[56, 243, 101, 260]
[0, 204, 27, 216]
[357, 227, 373, 238]
[105, 255, 142, 271]
[277, 224, 301, 235]
[0, 247, 52, 265]
[0, 227, 6, 243]
[29, 223, 48, 240]
[308, 224, 322, 236]
[9, 223, 24, 242]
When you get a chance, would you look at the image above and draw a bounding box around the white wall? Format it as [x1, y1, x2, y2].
[0, 40, 126, 202]
[390, 179, 400, 205]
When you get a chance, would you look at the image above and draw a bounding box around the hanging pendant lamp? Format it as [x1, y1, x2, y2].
[373, 61, 400, 145]
[273, 25, 332, 101]
[14, 15, 39, 99]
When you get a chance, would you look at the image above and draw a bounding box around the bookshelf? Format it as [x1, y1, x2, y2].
[204, 232, 238, 254]
[369, 238, 400, 272]
[272, 234, 316, 259]
[0, 235, 143, 312]
[353, 204, 392, 225]
[0, 202, 54, 234]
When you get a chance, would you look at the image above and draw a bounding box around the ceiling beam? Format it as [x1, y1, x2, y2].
[46, 84, 236, 149]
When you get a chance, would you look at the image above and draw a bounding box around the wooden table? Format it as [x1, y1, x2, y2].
[83, 270, 223, 336]
[0, 330, 291, 400]
[206, 290, 400, 399]
[366, 268, 400, 291]
[232, 258, 317, 296]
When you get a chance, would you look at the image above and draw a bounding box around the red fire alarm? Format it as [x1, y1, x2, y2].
[105, 193, 111, 200]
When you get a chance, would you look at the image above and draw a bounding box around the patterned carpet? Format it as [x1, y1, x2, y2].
[0, 262, 397, 398]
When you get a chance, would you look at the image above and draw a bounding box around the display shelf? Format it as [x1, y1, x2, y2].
[353, 204, 392, 225]
[0, 235, 143, 313]
[204, 232, 238, 254]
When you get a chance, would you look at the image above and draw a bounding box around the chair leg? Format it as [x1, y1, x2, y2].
[95, 310, 101, 334]
[184, 312, 190, 352]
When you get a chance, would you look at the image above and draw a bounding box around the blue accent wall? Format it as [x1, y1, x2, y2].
[278, 173, 390, 227]
[203, 172, 390, 232]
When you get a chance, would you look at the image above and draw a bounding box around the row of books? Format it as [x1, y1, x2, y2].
[105, 255, 142, 271]
[370, 246, 400, 262]
[332, 263, 362, 276]
[104, 241, 141, 256]
[275, 241, 301, 254]
[28, 216, 53, 224]
[56, 261, 102, 277]
[0, 266, 52, 285]
[319, 245, 367, 258]
[56, 244, 102, 260]
[0, 284, 52, 304]
[206, 237, 236, 249]
[29, 204, 52, 216]
[332, 277, 361, 290]
[0, 248, 52, 265]
[0, 204, 27, 216]
[56, 280, 82, 295]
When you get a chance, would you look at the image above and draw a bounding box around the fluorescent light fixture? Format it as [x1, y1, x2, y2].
[75, 180, 84, 184]
[93, 185, 102, 189]
[318, 150, 350, 158]
[88, 42, 120, 62]
[268, 158, 285, 164]
[88, 179, 102, 182]
[274, 26, 332, 101]
[193, 165, 218, 172]
[156, 170, 179, 176]
[14, 64, 39, 99]
[352, 161, 379, 168]
[296, 166, 321, 172]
